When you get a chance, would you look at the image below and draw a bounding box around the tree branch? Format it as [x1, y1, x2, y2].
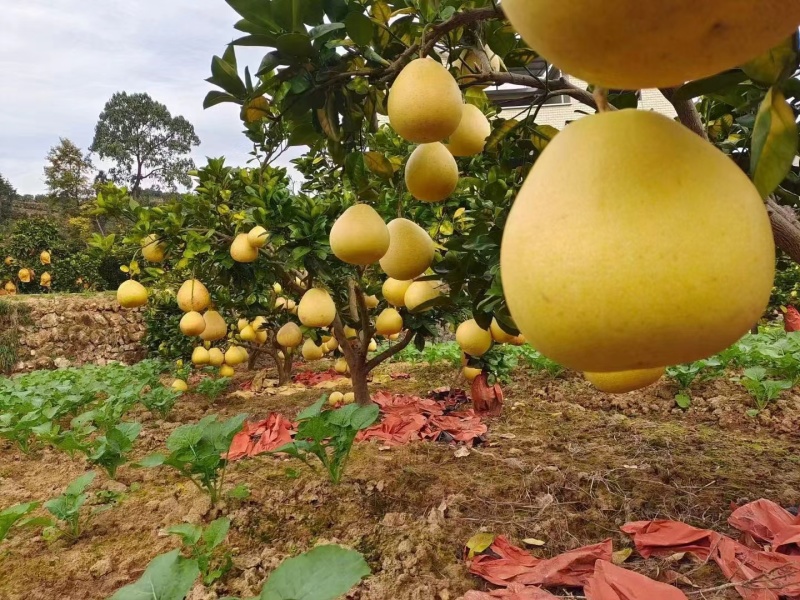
[468, 72, 601, 111]
[366, 328, 415, 372]
[660, 88, 707, 140]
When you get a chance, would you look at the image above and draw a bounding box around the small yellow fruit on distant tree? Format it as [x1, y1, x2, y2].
[447, 104, 491, 157]
[255, 330, 268, 344]
[329, 391, 344, 406]
[240, 325, 257, 342]
[237, 318, 250, 332]
[457, 320, 493, 357]
[275, 297, 288, 310]
[18, 268, 32, 283]
[117, 280, 148, 308]
[40, 250, 52, 265]
[200, 311, 228, 342]
[380, 218, 435, 280]
[40, 272, 51, 288]
[302, 338, 324, 361]
[405, 280, 441, 313]
[585, 368, 666, 394]
[4, 256, 13, 266]
[247, 226, 269, 249]
[388, 57, 464, 143]
[298, 288, 337, 328]
[326, 337, 339, 351]
[230, 233, 259, 263]
[243, 96, 270, 123]
[364, 295, 380, 309]
[172, 379, 188, 392]
[225, 346, 244, 366]
[4, 281, 17, 294]
[334, 358, 349, 374]
[220, 365, 235, 378]
[251, 316, 267, 331]
[388, 333, 400, 341]
[192, 346, 211, 366]
[490, 319, 516, 344]
[329, 204, 390, 265]
[180, 311, 207, 336]
[343, 326, 358, 339]
[141, 234, 165, 263]
[277, 322, 303, 348]
[463, 366, 482, 382]
[208, 348, 225, 367]
[376, 308, 403, 336]
[452, 45, 503, 87]
[405, 143, 459, 203]
[501, 110, 775, 372]
[177, 279, 211, 312]
[273, 282, 282, 294]
[343, 392, 356, 405]
[368, 338, 377, 352]
[382, 278, 413, 307]
[236, 346, 250, 365]
[286, 299, 296, 312]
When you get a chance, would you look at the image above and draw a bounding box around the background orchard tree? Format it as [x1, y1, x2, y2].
[90, 92, 201, 197]
[43, 138, 94, 210]
[0, 173, 17, 225]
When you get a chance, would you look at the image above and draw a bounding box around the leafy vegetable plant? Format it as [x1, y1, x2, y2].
[40, 471, 104, 542]
[739, 367, 793, 415]
[166, 517, 232, 585]
[0, 501, 39, 542]
[195, 377, 232, 402]
[275, 397, 379, 485]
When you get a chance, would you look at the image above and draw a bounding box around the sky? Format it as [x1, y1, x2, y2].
[0, 0, 303, 195]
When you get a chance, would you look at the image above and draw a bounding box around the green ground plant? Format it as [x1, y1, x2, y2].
[739, 367, 794, 416]
[166, 517, 233, 586]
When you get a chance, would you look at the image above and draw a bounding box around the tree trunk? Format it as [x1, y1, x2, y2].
[349, 356, 371, 407]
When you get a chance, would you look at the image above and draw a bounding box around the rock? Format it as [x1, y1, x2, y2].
[90, 558, 113, 578]
[54, 357, 71, 369]
[104, 481, 127, 494]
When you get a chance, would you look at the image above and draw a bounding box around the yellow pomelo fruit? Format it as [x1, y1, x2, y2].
[329, 391, 344, 405]
[286, 299, 296, 312]
[452, 45, 503, 88]
[368, 338, 377, 352]
[40, 272, 51, 287]
[380, 218, 435, 280]
[248, 226, 269, 249]
[490, 319, 516, 344]
[447, 104, 491, 157]
[220, 365, 235, 378]
[463, 366, 482, 382]
[330, 204, 390, 265]
[275, 297, 288, 310]
[200, 311, 228, 342]
[501, 110, 775, 372]
[255, 330, 268, 344]
[343, 392, 356, 405]
[225, 346, 244, 366]
[365, 295, 380, 309]
[585, 368, 666, 394]
[3, 281, 16, 294]
[231, 233, 259, 263]
[456, 319, 493, 357]
[343, 326, 358, 339]
[177, 279, 211, 313]
[236, 346, 250, 365]
[405, 280, 441, 313]
[302, 338, 324, 361]
[192, 346, 211, 365]
[208, 348, 225, 367]
[273, 282, 282, 294]
[388, 57, 464, 143]
[243, 96, 270, 123]
[251, 316, 267, 331]
[334, 358, 349, 374]
[18, 269, 32, 283]
[376, 308, 403, 336]
[117, 280, 148, 309]
[501, 0, 800, 90]
[240, 325, 257, 342]
[326, 337, 339, 351]
[405, 143, 459, 203]
[321, 335, 332, 343]
[382, 278, 412, 307]
[172, 379, 188, 392]
[180, 311, 207, 336]
[141, 234, 165, 263]
[40, 250, 51, 265]
[388, 333, 400, 341]
[510, 334, 526, 346]
[237, 318, 250, 332]
[298, 288, 336, 328]
[277, 322, 303, 348]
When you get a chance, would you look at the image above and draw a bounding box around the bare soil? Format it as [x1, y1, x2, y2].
[1, 360, 799, 600]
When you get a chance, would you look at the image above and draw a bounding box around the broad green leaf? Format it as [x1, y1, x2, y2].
[675, 393, 692, 410]
[310, 23, 345, 40]
[231, 34, 280, 47]
[297, 396, 326, 420]
[259, 545, 370, 600]
[743, 36, 798, 86]
[0, 502, 39, 540]
[349, 405, 379, 431]
[203, 91, 240, 110]
[202, 517, 231, 550]
[363, 152, 394, 179]
[137, 454, 167, 468]
[110, 549, 200, 600]
[323, 0, 348, 21]
[66, 471, 96, 496]
[344, 12, 374, 47]
[276, 33, 314, 58]
[531, 125, 559, 152]
[672, 70, 749, 103]
[288, 122, 320, 147]
[208, 55, 247, 98]
[166, 523, 202, 546]
[485, 119, 520, 152]
[750, 88, 798, 198]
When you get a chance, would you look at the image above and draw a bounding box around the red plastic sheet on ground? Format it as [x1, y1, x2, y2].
[622, 501, 800, 600]
[461, 583, 559, 600]
[467, 535, 612, 588]
[292, 369, 344, 387]
[584, 561, 688, 600]
[356, 391, 487, 447]
[785, 306, 800, 333]
[224, 413, 295, 461]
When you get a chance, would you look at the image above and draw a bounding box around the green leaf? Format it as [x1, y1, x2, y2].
[363, 152, 394, 179]
[136, 454, 167, 468]
[485, 120, 520, 152]
[750, 88, 798, 198]
[344, 12, 374, 46]
[231, 34, 280, 47]
[349, 405, 379, 431]
[310, 23, 345, 39]
[110, 549, 200, 600]
[259, 545, 370, 600]
[742, 36, 799, 86]
[323, 0, 348, 21]
[672, 70, 749, 103]
[276, 33, 314, 58]
[66, 471, 96, 496]
[166, 523, 202, 546]
[202, 517, 231, 551]
[203, 91, 240, 110]
[208, 55, 247, 98]
[0, 502, 39, 541]
[288, 122, 321, 147]
[675, 393, 692, 410]
[297, 396, 327, 420]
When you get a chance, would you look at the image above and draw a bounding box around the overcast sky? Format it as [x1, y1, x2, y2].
[0, 0, 303, 195]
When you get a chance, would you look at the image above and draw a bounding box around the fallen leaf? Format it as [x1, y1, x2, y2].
[455, 446, 471, 458]
[228, 391, 255, 401]
[665, 552, 686, 563]
[497, 433, 517, 440]
[522, 538, 546, 547]
[466, 532, 496, 559]
[612, 548, 633, 565]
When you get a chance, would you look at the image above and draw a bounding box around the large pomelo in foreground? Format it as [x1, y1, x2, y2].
[117, 280, 148, 309]
[501, 0, 800, 90]
[388, 57, 463, 143]
[380, 218, 435, 280]
[329, 204, 390, 265]
[501, 110, 775, 372]
[585, 368, 666, 394]
[177, 279, 211, 312]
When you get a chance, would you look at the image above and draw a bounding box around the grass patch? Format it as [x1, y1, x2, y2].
[0, 299, 31, 374]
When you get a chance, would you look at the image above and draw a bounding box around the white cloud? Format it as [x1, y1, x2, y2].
[0, 0, 300, 195]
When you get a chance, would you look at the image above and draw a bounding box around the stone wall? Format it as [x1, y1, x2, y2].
[4, 293, 147, 372]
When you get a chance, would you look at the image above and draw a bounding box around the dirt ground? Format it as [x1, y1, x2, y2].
[1, 360, 799, 600]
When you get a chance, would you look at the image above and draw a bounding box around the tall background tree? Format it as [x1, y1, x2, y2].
[0, 173, 17, 226]
[90, 92, 201, 197]
[43, 138, 94, 209]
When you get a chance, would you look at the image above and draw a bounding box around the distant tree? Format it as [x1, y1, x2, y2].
[90, 92, 201, 197]
[0, 173, 17, 224]
[43, 138, 94, 209]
